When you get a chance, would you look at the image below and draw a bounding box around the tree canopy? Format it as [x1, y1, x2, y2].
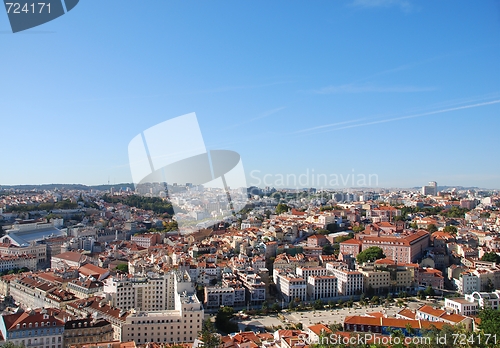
[215, 306, 238, 334]
[481, 252, 500, 263]
[479, 307, 500, 336]
[443, 225, 458, 233]
[200, 319, 221, 348]
[115, 263, 129, 273]
[275, 203, 289, 215]
[356, 246, 385, 264]
[103, 194, 175, 215]
[427, 224, 438, 233]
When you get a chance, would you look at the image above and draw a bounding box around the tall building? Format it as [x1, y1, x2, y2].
[103, 272, 176, 311]
[422, 181, 438, 196]
[68, 271, 204, 344]
[325, 265, 363, 297]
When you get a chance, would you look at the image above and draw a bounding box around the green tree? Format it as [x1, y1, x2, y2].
[0, 342, 25, 348]
[271, 302, 281, 312]
[356, 246, 385, 263]
[440, 206, 470, 218]
[427, 224, 438, 233]
[424, 286, 435, 297]
[313, 299, 324, 310]
[115, 263, 129, 273]
[479, 307, 500, 335]
[352, 225, 364, 233]
[276, 203, 290, 215]
[482, 252, 500, 263]
[366, 284, 375, 298]
[322, 244, 335, 255]
[443, 225, 457, 234]
[386, 293, 393, 303]
[215, 306, 238, 333]
[485, 278, 495, 292]
[163, 220, 178, 232]
[200, 319, 221, 348]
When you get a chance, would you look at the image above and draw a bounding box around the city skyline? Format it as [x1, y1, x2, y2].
[1, 1, 499, 188]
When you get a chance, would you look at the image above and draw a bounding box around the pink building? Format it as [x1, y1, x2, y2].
[361, 230, 430, 264]
[130, 233, 160, 248]
[418, 268, 444, 289]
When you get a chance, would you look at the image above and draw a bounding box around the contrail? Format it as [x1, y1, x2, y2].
[291, 118, 367, 134]
[220, 106, 287, 132]
[297, 99, 500, 137]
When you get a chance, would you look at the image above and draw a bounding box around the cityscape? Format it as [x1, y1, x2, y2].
[1, 1, 500, 348]
[0, 183, 499, 348]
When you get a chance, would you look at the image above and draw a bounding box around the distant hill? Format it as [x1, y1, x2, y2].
[412, 186, 488, 191]
[0, 183, 135, 191]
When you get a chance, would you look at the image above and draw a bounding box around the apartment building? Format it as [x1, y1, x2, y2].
[454, 267, 500, 295]
[366, 206, 401, 223]
[236, 269, 266, 305]
[8, 273, 77, 310]
[51, 252, 88, 269]
[361, 230, 430, 263]
[9, 276, 57, 309]
[130, 233, 160, 248]
[67, 279, 104, 299]
[221, 274, 246, 307]
[204, 286, 237, 309]
[103, 272, 176, 312]
[276, 273, 307, 303]
[0, 309, 65, 348]
[358, 268, 391, 294]
[465, 291, 500, 310]
[0, 254, 37, 272]
[64, 318, 114, 347]
[306, 234, 328, 247]
[124, 273, 203, 344]
[296, 266, 328, 279]
[444, 297, 480, 316]
[307, 275, 338, 301]
[445, 290, 500, 316]
[327, 266, 363, 297]
[68, 271, 203, 344]
[0, 242, 47, 268]
[417, 268, 444, 290]
[456, 271, 480, 295]
[339, 239, 362, 258]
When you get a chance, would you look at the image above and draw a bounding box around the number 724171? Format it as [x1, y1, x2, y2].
[5, 2, 51, 14]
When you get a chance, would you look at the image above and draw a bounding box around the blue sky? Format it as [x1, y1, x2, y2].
[1, 0, 499, 189]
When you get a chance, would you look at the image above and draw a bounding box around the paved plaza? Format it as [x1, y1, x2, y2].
[212, 298, 444, 333]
